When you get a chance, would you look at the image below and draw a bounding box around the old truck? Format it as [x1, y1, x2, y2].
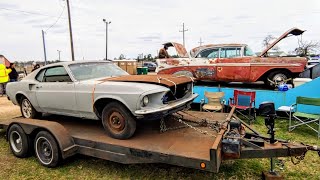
[156, 28, 308, 88]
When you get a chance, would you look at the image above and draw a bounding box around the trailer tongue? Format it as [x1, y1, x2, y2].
[1, 106, 319, 174]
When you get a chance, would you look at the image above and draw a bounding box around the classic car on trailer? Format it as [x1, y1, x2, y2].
[6, 61, 197, 139]
[156, 28, 308, 88]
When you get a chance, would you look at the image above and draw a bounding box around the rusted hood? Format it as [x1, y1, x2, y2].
[103, 75, 193, 87]
[260, 27, 305, 57]
[163, 42, 189, 58]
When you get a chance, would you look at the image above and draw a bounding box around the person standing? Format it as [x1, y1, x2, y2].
[31, 63, 40, 72]
[158, 44, 170, 59]
[9, 63, 18, 82]
[0, 64, 12, 96]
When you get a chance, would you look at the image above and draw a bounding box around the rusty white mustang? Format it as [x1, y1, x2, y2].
[6, 61, 197, 139]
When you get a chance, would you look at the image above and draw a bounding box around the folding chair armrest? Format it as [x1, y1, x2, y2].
[200, 98, 205, 105]
[289, 103, 297, 116]
[229, 98, 234, 106]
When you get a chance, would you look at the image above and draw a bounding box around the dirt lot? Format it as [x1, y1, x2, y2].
[0, 96, 319, 179]
[0, 96, 20, 120]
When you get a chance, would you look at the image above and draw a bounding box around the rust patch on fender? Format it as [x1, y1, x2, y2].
[103, 75, 193, 87]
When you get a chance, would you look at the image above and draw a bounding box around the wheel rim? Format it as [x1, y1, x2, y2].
[35, 137, 53, 165]
[107, 111, 126, 134]
[21, 99, 32, 118]
[9, 131, 22, 153]
[272, 73, 287, 82]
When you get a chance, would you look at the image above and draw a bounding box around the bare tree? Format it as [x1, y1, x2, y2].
[262, 35, 280, 52]
[294, 40, 320, 56]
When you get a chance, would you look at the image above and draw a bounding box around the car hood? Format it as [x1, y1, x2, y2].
[259, 27, 305, 57]
[101, 74, 193, 87]
[163, 42, 189, 58]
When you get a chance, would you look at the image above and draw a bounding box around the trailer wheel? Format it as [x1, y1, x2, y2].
[34, 131, 60, 167]
[101, 102, 136, 139]
[8, 124, 30, 158]
[20, 97, 41, 119]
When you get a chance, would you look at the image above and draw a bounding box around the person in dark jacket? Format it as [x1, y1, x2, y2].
[31, 64, 40, 72]
[9, 63, 18, 82]
[158, 45, 170, 59]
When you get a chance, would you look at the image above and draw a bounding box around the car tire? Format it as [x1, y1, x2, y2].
[34, 131, 60, 168]
[8, 124, 31, 158]
[266, 71, 292, 88]
[101, 102, 136, 139]
[20, 97, 42, 119]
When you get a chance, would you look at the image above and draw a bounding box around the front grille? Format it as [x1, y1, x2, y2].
[162, 83, 192, 104]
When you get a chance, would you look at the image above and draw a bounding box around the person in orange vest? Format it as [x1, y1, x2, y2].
[0, 64, 12, 96]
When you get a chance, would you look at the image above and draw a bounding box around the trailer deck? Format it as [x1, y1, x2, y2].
[1, 109, 318, 173]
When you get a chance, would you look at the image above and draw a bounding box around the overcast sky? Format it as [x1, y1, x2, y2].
[1, 0, 320, 62]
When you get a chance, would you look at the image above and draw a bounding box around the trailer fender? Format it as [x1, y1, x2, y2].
[6, 119, 77, 159]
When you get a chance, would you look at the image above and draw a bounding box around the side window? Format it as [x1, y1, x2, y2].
[220, 48, 241, 58]
[43, 66, 72, 82]
[197, 49, 219, 58]
[35, 69, 45, 82]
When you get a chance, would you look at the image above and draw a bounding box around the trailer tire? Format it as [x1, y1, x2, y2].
[8, 124, 30, 158]
[34, 131, 60, 168]
[101, 102, 136, 139]
[20, 97, 42, 119]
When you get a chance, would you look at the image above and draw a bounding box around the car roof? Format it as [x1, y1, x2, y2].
[39, 60, 111, 68]
[190, 44, 247, 57]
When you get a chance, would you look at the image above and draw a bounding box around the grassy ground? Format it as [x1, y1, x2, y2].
[0, 96, 319, 179]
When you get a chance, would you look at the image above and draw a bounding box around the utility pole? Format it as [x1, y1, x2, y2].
[57, 50, 61, 61]
[41, 30, 47, 65]
[198, 38, 204, 46]
[179, 23, 188, 47]
[103, 19, 111, 60]
[66, 0, 75, 61]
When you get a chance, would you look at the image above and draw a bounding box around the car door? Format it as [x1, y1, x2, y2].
[35, 66, 76, 115]
[216, 47, 251, 82]
[194, 48, 219, 80]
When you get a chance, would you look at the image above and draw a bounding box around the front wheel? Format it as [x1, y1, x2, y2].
[266, 71, 292, 88]
[20, 97, 41, 119]
[101, 102, 136, 139]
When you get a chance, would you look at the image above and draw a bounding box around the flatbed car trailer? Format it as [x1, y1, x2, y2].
[0, 107, 319, 174]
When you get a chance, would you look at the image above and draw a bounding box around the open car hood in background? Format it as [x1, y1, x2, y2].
[259, 27, 305, 57]
[163, 42, 189, 58]
[103, 75, 193, 87]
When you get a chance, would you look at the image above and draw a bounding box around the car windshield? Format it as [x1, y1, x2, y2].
[244, 46, 255, 56]
[69, 62, 128, 81]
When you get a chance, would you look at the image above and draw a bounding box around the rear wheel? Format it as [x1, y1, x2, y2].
[266, 71, 292, 88]
[8, 124, 30, 158]
[101, 102, 136, 139]
[20, 97, 41, 119]
[34, 131, 60, 168]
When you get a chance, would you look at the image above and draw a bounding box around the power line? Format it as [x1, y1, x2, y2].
[45, 5, 66, 32]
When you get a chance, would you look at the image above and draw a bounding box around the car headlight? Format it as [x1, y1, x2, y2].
[142, 96, 149, 107]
